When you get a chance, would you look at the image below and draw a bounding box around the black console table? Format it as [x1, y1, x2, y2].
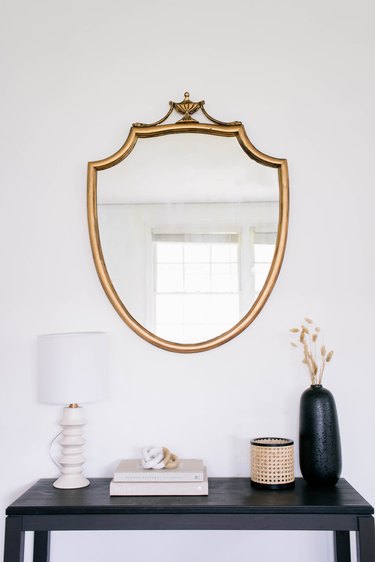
[4, 478, 374, 562]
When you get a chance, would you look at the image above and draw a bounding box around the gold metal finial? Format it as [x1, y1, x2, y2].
[173, 92, 203, 123]
[133, 92, 241, 128]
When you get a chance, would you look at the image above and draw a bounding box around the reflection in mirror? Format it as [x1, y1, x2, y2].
[97, 133, 279, 344]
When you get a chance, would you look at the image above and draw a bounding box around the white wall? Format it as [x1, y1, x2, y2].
[1, 1, 374, 561]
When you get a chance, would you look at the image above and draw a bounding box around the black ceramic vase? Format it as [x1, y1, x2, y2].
[299, 384, 342, 486]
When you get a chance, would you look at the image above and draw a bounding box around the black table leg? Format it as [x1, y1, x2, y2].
[356, 516, 375, 562]
[334, 531, 351, 562]
[33, 531, 50, 562]
[3, 517, 25, 562]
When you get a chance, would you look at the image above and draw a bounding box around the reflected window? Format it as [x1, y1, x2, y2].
[153, 233, 240, 342]
[253, 231, 277, 298]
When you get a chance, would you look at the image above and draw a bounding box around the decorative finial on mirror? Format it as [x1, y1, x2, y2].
[133, 92, 242, 128]
[174, 92, 203, 123]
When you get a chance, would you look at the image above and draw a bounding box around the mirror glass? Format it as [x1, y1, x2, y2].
[97, 133, 279, 344]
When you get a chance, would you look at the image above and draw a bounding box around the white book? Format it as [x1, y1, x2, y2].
[110, 468, 208, 496]
[113, 458, 205, 482]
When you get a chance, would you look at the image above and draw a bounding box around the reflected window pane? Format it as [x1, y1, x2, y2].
[156, 294, 183, 323]
[210, 294, 239, 324]
[183, 294, 211, 324]
[185, 264, 211, 292]
[253, 239, 276, 296]
[254, 243, 275, 263]
[211, 243, 238, 263]
[156, 264, 183, 292]
[211, 263, 238, 292]
[254, 263, 270, 292]
[156, 242, 183, 263]
[184, 243, 210, 263]
[153, 234, 240, 342]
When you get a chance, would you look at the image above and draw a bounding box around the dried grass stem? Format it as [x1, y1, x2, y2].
[290, 318, 334, 385]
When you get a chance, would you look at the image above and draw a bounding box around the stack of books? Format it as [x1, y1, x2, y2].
[110, 459, 208, 496]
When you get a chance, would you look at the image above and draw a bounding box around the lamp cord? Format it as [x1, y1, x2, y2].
[49, 431, 63, 469]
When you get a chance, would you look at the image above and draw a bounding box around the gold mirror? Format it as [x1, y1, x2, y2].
[88, 93, 289, 353]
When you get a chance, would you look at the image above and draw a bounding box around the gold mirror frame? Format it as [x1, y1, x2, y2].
[87, 93, 289, 353]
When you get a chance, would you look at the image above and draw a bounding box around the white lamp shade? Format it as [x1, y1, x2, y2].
[37, 332, 108, 405]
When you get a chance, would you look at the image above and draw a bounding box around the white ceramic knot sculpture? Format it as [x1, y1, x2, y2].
[141, 446, 179, 469]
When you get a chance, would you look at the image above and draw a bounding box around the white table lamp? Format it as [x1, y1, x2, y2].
[38, 332, 108, 489]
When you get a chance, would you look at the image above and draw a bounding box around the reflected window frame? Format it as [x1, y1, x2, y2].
[151, 232, 241, 343]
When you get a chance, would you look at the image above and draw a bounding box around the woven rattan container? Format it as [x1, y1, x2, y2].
[250, 437, 295, 490]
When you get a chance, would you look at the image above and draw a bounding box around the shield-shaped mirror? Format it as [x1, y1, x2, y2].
[88, 93, 289, 352]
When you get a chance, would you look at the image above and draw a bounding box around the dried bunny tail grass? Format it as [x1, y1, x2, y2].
[304, 349, 315, 380]
[312, 358, 318, 375]
[290, 318, 333, 385]
[303, 348, 310, 364]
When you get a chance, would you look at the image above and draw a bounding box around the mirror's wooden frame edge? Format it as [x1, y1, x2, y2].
[87, 122, 289, 353]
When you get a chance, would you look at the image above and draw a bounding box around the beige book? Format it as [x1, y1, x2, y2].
[110, 468, 208, 496]
[113, 458, 205, 482]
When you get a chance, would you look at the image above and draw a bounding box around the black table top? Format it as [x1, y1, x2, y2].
[6, 478, 374, 517]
